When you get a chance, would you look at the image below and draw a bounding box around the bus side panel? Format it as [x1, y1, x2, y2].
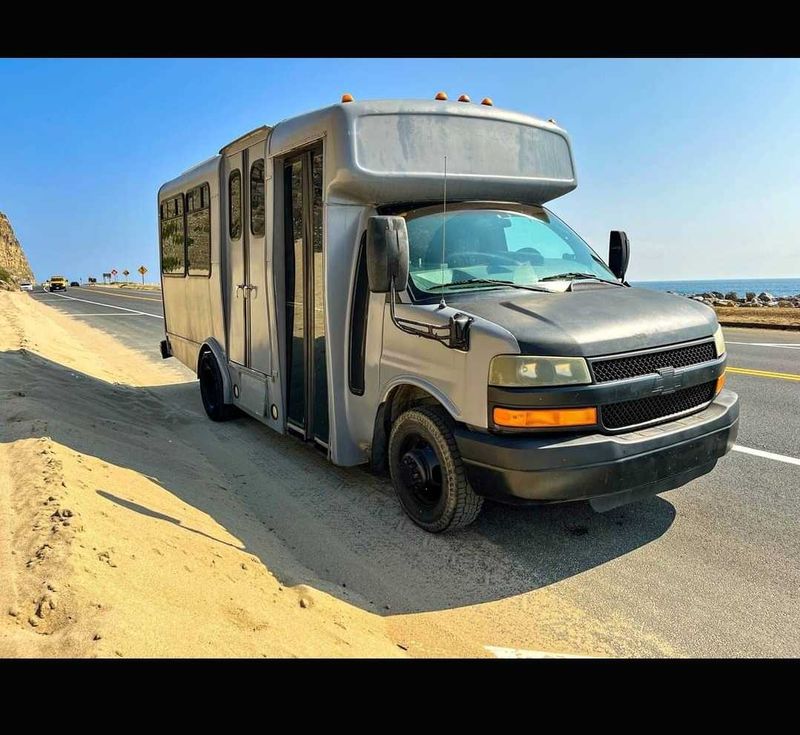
[161, 180, 226, 374]
[326, 204, 375, 466]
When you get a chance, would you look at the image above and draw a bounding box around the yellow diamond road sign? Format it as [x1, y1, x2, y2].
[138, 266, 148, 275]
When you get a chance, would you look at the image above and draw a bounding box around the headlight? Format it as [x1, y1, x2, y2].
[489, 355, 592, 388]
[713, 325, 726, 357]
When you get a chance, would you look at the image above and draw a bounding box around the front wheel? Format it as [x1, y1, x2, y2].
[388, 405, 483, 533]
[198, 350, 237, 421]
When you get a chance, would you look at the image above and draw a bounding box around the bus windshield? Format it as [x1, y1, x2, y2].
[404, 203, 615, 294]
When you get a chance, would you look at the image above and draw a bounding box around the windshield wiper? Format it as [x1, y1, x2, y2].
[539, 272, 624, 287]
[427, 278, 551, 293]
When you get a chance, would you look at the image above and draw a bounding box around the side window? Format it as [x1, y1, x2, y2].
[348, 234, 369, 395]
[250, 158, 265, 237]
[160, 194, 185, 275]
[229, 170, 241, 240]
[186, 182, 211, 276]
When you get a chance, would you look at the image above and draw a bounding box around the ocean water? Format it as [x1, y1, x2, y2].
[632, 278, 800, 299]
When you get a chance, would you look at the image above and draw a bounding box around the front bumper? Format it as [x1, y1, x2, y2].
[455, 389, 739, 511]
[49, 284, 66, 291]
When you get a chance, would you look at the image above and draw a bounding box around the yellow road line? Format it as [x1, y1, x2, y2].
[81, 288, 162, 303]
[727, 366, 800, 381]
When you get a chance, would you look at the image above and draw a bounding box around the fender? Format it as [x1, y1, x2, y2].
[197, 337, 233, 404]
[380, 374, 462, 422]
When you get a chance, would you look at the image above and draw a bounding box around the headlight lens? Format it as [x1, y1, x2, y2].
[713, 325, 726, 357]
[489, 355, 592, 388]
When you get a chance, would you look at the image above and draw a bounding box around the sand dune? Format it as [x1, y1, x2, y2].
[0, 292, 405, 657]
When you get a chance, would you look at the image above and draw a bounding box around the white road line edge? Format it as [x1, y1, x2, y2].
[68, 313, 152, 317]
[727, 341, 800, 349]
[485, 645, 594, 659]
[732, 445, 800, 466]
[49, 292, 164, 319]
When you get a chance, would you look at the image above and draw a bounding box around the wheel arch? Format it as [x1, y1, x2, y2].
[370, 380, 460, 474]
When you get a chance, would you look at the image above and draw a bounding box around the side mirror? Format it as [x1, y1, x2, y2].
[366, 216, 409, 293]
[609, 230, 630, 281]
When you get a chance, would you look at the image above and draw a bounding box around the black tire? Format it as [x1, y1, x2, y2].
[198, 350, 237, 421]
[388, 405, 483, 533]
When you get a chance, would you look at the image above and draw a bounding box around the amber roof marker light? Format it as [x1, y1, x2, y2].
[481, 97, 494, 106]
[341, 93, 354, 103]
[435, 91, 448, 100]
[458, 94, 471, 103]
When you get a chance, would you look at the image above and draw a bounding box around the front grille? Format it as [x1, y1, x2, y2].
[601, 380, 716, 430]
[592, 341, 716, 383]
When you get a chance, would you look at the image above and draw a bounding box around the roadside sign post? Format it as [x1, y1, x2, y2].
[111, 268, 118, 283]
[123, 269, 130, 283]
[138, 265, 148, 285]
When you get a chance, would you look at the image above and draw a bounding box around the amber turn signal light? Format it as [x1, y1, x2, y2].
[493, 406, 597, 429]
[341, 93, 354, 103]
[715, 371, 726, 394]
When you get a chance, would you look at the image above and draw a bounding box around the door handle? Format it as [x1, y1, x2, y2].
[235, 284, 257, 299]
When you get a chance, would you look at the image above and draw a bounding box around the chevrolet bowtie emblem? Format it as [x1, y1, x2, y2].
[654, 366, 681, 395]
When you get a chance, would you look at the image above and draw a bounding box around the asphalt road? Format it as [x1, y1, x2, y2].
[26, 287, 800, 656]
[29, 285, 170, 365]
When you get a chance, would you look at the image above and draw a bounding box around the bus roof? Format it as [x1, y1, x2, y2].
[160, 98, 577, 207]
[269, 98, 577, 206]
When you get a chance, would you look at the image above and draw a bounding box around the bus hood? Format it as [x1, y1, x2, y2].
[453, 285, 718, 357]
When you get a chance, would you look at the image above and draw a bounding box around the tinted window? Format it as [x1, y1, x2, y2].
[311, 150, 327, 442]
[250, 159, 265, 237]
[160, 194, 185, 275]
[349, 235, 369, 395]
[186, 183, 211, 276]
[229, 170, 241, 240]
[285, 159, 304, 427]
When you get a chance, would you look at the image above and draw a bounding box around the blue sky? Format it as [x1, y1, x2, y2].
[1, 58, 798, 282]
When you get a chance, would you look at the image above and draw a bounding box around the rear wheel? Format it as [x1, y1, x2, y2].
[198, 350, 237, 421]
[388, 405, 483, 532]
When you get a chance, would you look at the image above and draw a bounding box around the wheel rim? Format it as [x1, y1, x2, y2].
[397, 433, 443, 510]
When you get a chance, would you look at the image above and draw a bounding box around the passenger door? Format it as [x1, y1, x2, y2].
[283, 146, 328, 445]
[224, 143, 270, 375]
[245, 146, 271, 375]
[224, 152, 248, 366]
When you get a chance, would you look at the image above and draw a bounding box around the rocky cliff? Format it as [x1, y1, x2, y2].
[0, 211, 34, 288]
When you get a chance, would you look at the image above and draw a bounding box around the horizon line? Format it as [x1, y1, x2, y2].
[633, 276, 800, 282]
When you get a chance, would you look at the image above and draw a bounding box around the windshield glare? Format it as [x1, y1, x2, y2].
[404, 205, 615, 294]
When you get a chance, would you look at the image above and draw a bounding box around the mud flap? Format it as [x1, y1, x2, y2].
[589, 459, 718, 513]
[370, 402, 389, 474]
[589, 485, 663, 513]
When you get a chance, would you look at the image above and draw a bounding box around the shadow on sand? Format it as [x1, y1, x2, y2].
[2, 347, 676, 615]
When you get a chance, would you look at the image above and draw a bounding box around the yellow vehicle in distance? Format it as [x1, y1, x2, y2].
[48, 275, 68, 292]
